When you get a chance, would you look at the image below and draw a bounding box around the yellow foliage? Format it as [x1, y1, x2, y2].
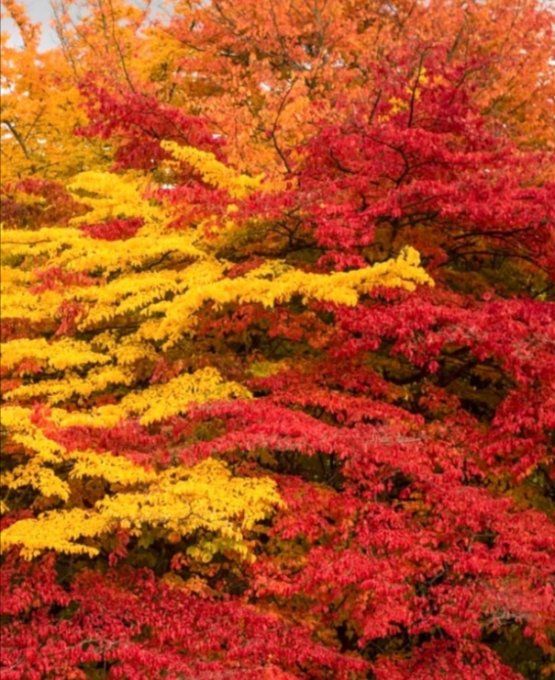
[151, 246, 433, 347]
[118, 367, 251, 425]
[1, 508, 107, 558]
[5, 365, 135, 404]
[1, 337, 110, 372]
[48, 405, 127, 430]
[3, 366, 249, 423]
[3, 459, 71, 502]
[68, 171, 165, 227]
[1, 406, 64, 459]
[68, 450, 157, 486]
[1, 167, 432, 398]
[162, 141, 265, 199]
[2, 458, 282, 561]
[0, 1, 105, 181]
[2, 401, 280, 563]
[1, 224, 201, 276]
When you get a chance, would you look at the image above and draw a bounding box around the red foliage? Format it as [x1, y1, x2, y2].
[77, 81, 222, 171]
[1, 555, 366, 679]
[244, 46, 555, 279]
[0, 179, 82, 229]
[80, 217, 144, 241]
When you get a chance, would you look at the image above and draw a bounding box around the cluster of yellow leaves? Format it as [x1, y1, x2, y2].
[162, 141, 266, 199]
[68, 172, 165, 227]
[2, 397, 281, 561]
[1, 406, 64, 460]
[119, 367, 251, 425]
[2, 455, 281, 561]
[4, 364, 136, 404]
[3, 367, 248, 426]
[1, 337, 110, 372]
[3, 459, 72, 503]
[2, 227, 201, 273]
[2, 224, 430, 355]
[1, 155, 431, 393]
[150, 245, 433, 347]
[1, 364, 251, 505]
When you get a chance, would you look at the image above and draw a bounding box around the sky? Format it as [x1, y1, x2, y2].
[3, 1, 58, 50]
[2, 1, 165, 51]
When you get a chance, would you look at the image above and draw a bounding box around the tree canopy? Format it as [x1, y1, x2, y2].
[1, 1, 554, 677]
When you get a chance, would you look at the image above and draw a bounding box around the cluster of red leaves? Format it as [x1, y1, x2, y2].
[1, 553, 365, 680]
[331, 288, 555, 476]
[0, 179, 82, 229]
[79, 217, 144, 241]
[172, 361, 554, 659]
[77, 81, 221, 171]
[242, 46, 555, 278]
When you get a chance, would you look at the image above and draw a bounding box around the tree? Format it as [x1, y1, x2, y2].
[1, 1, 554, 677]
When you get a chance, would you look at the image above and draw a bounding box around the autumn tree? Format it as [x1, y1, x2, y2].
[1, 1, 554, 678]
